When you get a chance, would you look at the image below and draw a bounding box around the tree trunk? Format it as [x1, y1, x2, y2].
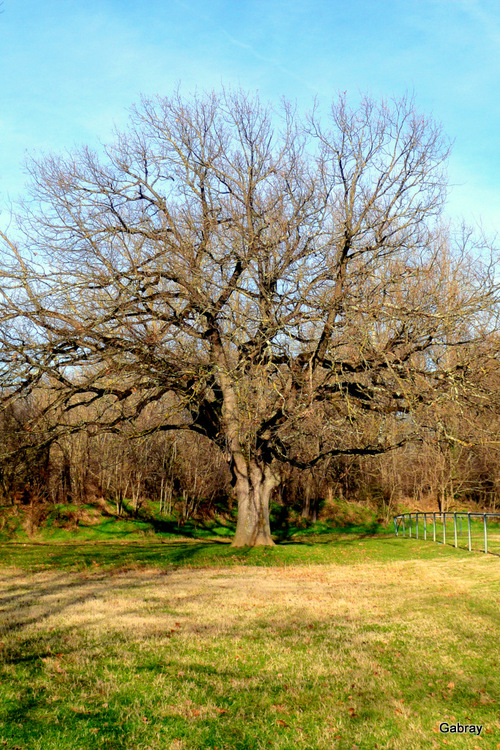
[231, 460, 279, 547]
[215, 368, 279, 546]
[302, 471, 313, 520]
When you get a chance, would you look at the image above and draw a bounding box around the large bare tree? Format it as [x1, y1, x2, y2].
[0, 90, 497, 545]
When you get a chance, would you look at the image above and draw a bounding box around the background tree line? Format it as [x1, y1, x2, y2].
[1, 369, 500, 525]
[0, 89, 499, 544]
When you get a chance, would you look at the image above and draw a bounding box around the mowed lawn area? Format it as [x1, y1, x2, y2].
[0, 536, 499, 750]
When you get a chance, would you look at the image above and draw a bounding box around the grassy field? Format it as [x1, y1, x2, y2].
[0, 534, 499, 750]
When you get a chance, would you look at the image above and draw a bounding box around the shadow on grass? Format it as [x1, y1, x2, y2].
[275, 519, 387, 543]
[117, 503, 238, 541]
[0, 523, 474, 576]
[59, 501, 388, 547]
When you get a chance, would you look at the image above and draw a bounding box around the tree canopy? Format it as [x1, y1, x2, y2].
[0, 89, 498, 545]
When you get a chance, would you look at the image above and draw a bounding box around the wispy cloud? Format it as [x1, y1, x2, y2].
[452, 0, 500, 44]
[0, 0, 498, 234]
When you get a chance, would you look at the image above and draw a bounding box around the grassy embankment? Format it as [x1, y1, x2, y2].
[0, 506, 499, 750]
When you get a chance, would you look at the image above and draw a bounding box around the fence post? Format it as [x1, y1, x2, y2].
[454, 513, 458, 548]
[433, 513, 436, 542]
[468, 513, 472, 551]
[424, 513, 427, 541]
[409, 514, 412, 538]
[416, 513, 419, 539]
[394, 517, 398, 536]
[443, 513, 446, 545]
[403, 514, 406, 537]
[484, 514, 488, 554]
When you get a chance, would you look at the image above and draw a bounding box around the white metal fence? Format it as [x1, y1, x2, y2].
[393, 512, 500, 555]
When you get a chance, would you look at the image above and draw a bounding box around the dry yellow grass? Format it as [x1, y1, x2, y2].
[1, 556, 499, 749]
[1, 556, 497, 636]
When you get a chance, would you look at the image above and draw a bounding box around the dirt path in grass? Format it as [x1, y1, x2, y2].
[1, 557, 498, 640]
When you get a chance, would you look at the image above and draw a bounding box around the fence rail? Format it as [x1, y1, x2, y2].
[393, 512, 500, 555]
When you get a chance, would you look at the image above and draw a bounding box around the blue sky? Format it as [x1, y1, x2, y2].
[1, 0, 499, 234]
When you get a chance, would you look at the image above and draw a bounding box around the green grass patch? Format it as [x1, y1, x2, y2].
[0, 534, 481, 573]
[0, 499, 391, 547]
